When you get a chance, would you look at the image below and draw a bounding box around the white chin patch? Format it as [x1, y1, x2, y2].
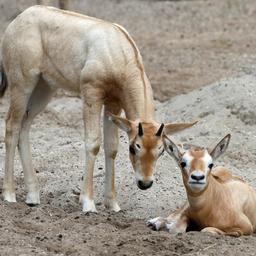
[188, 182, 206, 192]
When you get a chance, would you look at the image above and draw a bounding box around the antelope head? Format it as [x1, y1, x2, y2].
[108, 112, 197, 190]
[163, 134, 231, 194]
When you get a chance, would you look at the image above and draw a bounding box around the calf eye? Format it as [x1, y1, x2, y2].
[208, 163, 214, 169]
[180, 162, 186, 168]
[129, 145, 136, 155]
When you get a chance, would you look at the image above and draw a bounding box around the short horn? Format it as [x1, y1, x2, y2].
[155, 123, 164, 136]
[138, 123, 143, 136]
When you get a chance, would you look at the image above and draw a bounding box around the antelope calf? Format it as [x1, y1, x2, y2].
[0, 6, 196, 213]
[148, 134, 256, 236]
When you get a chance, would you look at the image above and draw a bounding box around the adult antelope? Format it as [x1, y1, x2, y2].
[148, 134, 256, 236]
[0, 6, 196, 213]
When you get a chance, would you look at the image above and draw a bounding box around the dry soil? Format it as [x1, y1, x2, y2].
[0, 1, 256, 255]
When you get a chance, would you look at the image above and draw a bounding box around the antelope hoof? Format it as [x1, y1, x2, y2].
[104, 199, 121, 212]
[25, 191, 40, 206]
[80, 195, 98, 213]
[147, 217, 167, 231]
[3, 191, 17, 203]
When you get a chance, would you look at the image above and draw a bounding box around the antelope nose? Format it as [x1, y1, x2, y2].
[191, 173, 205, 181]
[137, 180, 153, 190]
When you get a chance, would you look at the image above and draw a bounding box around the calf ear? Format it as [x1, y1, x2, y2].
[164, 120, 198, 135]
[106, 112, 133, 133]
[210, 134, 231, 161]
[163, 135, 182, 162]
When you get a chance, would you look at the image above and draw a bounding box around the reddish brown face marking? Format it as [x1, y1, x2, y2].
[129, 122, 164, 189]
[189, 150, 206, 172]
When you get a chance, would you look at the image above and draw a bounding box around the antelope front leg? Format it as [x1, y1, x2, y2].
[79, 92, 103, 213]
[147, 202, 189, 234]
[201, 227, 225, 235]
[147, 216, 168, 231]
[103, 105, 121, 212]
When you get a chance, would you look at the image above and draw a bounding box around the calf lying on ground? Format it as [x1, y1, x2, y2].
[148, 134, 256, 236]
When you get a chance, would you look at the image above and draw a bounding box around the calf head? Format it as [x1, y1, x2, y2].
[108, 112, 197, 190]
[163, 134, 231, 194]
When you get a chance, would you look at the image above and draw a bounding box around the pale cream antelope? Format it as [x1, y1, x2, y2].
[148, 134, 256, 236]
[0, 6, 196, 213]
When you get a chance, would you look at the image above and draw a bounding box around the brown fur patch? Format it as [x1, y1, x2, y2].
[130, 122, 161, 178]
[140, 123, 159, 177]
[189, 150, 206, 171]
[113, 25, 146, 87]
[140, 123, 159, 148]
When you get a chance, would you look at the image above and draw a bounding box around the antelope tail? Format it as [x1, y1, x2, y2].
[0, 63, 8, 98]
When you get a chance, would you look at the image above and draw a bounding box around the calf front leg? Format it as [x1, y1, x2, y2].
[147, 202, 189, 234]
[201, 227, 225, 235]
[79, 90, 103, 213]
[103, 105, 121, 212]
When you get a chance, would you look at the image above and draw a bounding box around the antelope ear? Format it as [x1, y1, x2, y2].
[210, 134, 231, 161]
[164, 120, 198, 135]
[106, 112, 133, 133]
[163, 135, 182, 162]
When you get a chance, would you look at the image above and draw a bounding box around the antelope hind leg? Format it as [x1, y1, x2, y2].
[19, 80, 55, 206]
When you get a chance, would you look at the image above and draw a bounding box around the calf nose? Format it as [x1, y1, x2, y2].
[191, 173, 205, 181]
[137, 180, 153, 190]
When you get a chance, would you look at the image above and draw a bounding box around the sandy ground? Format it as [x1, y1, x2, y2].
[0, 0, 256, 255]
[0, 74, 256, 255]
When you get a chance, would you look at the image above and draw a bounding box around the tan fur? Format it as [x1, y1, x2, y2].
[211, 166, 244, 183]
[149, 136, 256, 236]
[186, 149, 256, 236]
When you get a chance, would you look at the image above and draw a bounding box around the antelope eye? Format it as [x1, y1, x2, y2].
[129, 145, 136, 155]
[136, 144, 141, 149]
[180, 162, 186, 168]
[208, 163, 214, 169]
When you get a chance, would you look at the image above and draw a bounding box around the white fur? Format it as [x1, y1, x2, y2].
[25, 191, 40, 205]
[181, 151, 193, 174]
[79, 195, 97, 213]
[3, 191, 16, 203]
[203, 150, 213, 175]
[147, 217, 166, 231]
